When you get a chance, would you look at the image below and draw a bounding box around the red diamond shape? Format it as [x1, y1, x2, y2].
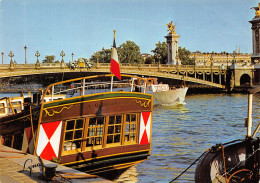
[140, 129, 149, 145]
[40, 142, 56, 160]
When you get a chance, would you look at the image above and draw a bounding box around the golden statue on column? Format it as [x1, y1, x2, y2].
[166, 21, 176, 34]
[252, 3, 260, 17]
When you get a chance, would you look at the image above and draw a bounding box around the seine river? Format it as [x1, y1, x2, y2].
[127, 93, 260, 183]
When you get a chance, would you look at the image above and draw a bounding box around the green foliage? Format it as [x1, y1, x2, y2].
[118, 41, 141, 64]
[144, 57, 154, 64]
[178, 46, 195, 65]
[151, 41, 167, 64]
[43, 55, 55, 63]
[89, 41, 141, 64]
[89, 48, 111, 63]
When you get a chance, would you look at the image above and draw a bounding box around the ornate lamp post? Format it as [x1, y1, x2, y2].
[71, 52, 74, 63]
[60, 50, 65, 65]
[96, 52, 99, 68]
[193, 54, 196, 78]
[102, 47, 105, 63]
[1, 52, 3, 65]
[9, 51, 14, 68]
[232, 54, 236, 65]
[220, 64, 225, 86]
[24, 45, 27, 64]
[157, 54, 161, 71]
[35, 50, 40, 65]
[226, 52, 229, 69]
[210, 54, 213, 82]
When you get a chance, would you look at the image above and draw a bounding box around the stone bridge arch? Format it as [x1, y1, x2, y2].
[240, 74, 251, 87]
[233, 67, 253, 87]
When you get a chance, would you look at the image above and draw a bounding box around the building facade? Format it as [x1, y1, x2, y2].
[191, 51, 251, 68]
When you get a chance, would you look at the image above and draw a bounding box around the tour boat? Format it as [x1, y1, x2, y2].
[0, 74, 153, 179]
[195, 86, 260, 183]
[134, 77, 188, 105]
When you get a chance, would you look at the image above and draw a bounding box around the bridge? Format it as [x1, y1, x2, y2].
[0, 62, 254, 90]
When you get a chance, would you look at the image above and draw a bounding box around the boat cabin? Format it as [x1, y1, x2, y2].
[0, 74, 153, 179]
[0, 97, 24, 117]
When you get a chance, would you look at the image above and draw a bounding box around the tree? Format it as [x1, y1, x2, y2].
[144, 57, 154, 64]
[43, 55, 55, 63]
[151, 41, 167, 64]
[89, 48, 111, 63]
[90, 41, 141, 64]
[117, 41, 141, 64]
[178, 46, 195, 65]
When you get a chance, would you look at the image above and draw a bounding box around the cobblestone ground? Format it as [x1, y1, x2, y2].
[0, 145, 110, 183]
[0, 158, 43, 183]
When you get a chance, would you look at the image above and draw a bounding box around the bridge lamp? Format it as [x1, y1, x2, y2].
[60, 50, 65, 64]
[221, 64, 225, 71]
[226, 53, 229, 68]
[8, 51, 14, 63]
[1, 52, 3, 65]
[35, 51, 40, 64]
[71, 52, 74, 63]
[24, 45, 27, 64]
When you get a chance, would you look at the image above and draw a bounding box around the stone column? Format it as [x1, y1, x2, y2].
[165, 34, 181, 65]
[250, 3, 260, 64]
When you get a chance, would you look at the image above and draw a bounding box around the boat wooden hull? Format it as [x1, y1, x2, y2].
[35, 91, 153, 179]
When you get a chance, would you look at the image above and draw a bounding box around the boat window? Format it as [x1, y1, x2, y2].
[0, 103, 5, 114]
[124, 114, 137, 144]
[106, 115, 122, 146]
[85, 117, 104, 149]
[61, 113, 140, 155]
[63, 119, 85, 153]
[10, 101, 22, 113]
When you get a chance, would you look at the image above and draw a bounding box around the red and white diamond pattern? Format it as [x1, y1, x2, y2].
[139, 112, 151, 145]
[36, 121, 62, 160]
[22, 127, 36, 154]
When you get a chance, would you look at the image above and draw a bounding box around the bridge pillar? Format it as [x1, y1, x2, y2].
[165, 34, 181, 65]
[165, 22, 181, 65]
[250, 3, 260, 85]
[229, 64, 254, 88]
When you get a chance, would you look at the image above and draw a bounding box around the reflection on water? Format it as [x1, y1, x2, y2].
[115, 166, 139, 183]
[134, 93, 259, 183]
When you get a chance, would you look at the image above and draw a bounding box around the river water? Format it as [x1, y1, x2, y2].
[132, 93, 260, 183]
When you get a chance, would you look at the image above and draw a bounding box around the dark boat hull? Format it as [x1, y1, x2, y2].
[195, 138, 260, 183]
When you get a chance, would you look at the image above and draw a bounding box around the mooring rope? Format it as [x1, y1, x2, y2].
[169, 148, 211, 183]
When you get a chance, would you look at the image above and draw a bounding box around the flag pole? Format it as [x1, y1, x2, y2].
[110, 76, 114, 92]
[110, 30, 117, 92]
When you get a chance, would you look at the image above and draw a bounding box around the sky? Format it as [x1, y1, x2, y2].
[0, 0, 259, 64]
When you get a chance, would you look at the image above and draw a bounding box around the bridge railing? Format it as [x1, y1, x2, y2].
[0, 62, 227, 71]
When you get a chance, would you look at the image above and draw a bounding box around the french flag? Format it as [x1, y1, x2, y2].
[110, 30, 121, 80]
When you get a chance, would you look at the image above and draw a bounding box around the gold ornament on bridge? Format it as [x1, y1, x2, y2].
[166, 21, 176, 34]
[252, 3, 260, 17]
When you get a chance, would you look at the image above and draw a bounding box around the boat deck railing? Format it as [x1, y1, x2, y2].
[41, 74, 147, 103]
